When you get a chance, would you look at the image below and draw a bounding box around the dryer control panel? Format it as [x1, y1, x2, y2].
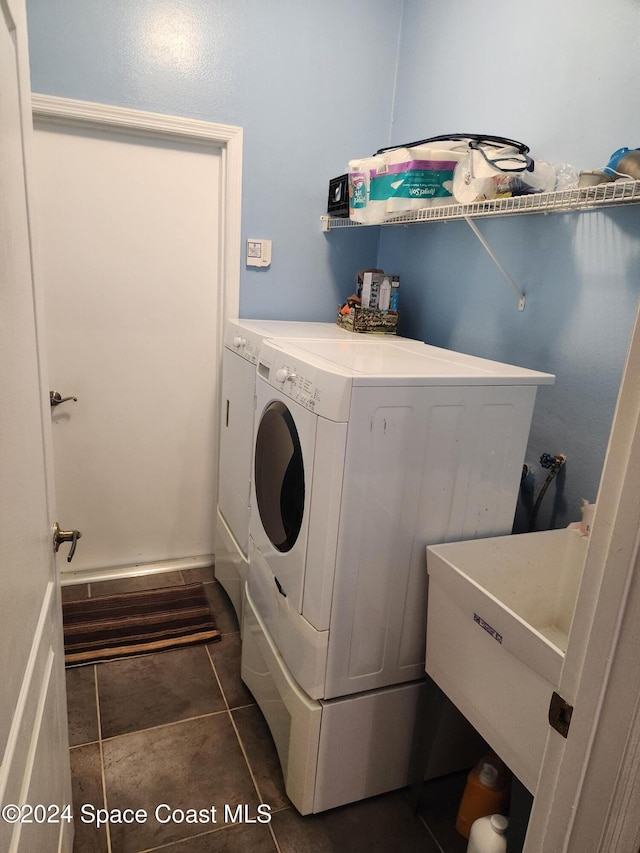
[225, 332, 261, 365]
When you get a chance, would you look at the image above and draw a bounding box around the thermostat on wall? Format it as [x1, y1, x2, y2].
[246, 239, 272, 268]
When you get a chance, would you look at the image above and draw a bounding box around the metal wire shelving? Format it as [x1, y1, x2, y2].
[321, 179, 640, 311]
[321, 179, 640, 231]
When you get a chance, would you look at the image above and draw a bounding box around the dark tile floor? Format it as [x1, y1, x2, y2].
[63, 568, 468, 853]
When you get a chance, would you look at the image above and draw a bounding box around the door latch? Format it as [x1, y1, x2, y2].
[50, 390, 78, 408]
[549, 691, 573, 738]
[53, 522, 82, 562]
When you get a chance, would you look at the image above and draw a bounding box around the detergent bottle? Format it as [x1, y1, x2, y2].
[455, 753, 510, 839]
[466, 814, 509, 853]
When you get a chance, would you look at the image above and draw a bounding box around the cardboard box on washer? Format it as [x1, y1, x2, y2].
[336, 270, 400, 334]
[336, 305, 399, 335]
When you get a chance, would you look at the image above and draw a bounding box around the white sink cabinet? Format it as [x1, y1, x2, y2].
[425, 528, 588, 793]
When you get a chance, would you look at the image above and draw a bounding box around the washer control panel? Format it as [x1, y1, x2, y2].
[258, 341, 351, 423]
[274, 365, 321, 412]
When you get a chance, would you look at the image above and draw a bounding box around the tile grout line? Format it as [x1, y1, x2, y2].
[226, 705, 285, 853]
[416, 811, 447, 853]
[204, 643, 230, 710]
[204, 642, 284, 853]
[136, 821, 253, 853]
[99, 704, 235, 744]
[100, 636, 237, 853]
[85, 572, 282, 851]
[67, 698, 242, 750]
[73, 574, 457, 853]
[201, 570, 285, 853]
[94, 663, 113, 853]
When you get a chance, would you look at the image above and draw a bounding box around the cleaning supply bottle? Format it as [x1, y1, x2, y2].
[455, 753, 510, 839]
[378, 276, 391, 311]
[466, 814, 509, 853]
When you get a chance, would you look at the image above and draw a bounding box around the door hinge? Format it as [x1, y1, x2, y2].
[549, 691, 573, 738]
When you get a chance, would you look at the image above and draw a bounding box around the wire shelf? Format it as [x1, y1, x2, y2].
[321, 179, 640, 230]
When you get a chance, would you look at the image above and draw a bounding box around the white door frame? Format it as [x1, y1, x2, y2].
[31, 94, 242, 373]
[525, 300, 640, 851]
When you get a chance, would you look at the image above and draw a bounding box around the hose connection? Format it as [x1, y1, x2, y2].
[529, 453, 566, 531]
[540, 453, 566, 472]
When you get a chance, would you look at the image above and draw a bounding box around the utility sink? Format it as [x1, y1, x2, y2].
[425, 528, 588, 794]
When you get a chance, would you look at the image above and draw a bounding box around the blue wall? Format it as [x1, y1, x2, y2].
[378, 0, 640, 529]
[26, 0, 640, 531]
[25, 0, 400, 318]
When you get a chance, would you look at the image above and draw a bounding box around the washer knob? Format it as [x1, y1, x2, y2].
[275, 368, 298, 383]
[232, 336, 245, 348]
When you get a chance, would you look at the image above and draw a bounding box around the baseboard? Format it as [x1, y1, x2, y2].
[59, 555, 215, 587]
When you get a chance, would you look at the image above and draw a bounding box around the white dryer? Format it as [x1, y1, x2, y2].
[242, 337, 554, 813]
[215, 319, 416, 622]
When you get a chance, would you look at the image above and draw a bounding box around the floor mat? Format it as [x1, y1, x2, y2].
[62, 582, 221, 667]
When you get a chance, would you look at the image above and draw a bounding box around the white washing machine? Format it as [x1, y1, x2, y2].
[215, 319, 418, 623]
[242, 337, 554, 813]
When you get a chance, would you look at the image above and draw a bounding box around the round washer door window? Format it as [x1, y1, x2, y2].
[254, 401, 305, 552]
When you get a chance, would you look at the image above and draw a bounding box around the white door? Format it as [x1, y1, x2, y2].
[524, 300, 640, 851]
[0, 2, 72, 851]
[32, 114, 225, 576]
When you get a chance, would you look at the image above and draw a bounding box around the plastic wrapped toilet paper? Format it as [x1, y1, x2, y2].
[369, 142, 467, 216]
[348, 157, 384, 224]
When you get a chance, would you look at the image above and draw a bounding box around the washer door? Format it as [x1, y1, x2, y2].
[254, 400, 305, 553]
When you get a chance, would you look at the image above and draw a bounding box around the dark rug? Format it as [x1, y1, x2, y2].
[63, 582, 221, 667]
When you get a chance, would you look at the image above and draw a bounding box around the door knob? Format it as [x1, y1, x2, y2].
[53, 522, 82, 562]
[50, 390, 78, 408]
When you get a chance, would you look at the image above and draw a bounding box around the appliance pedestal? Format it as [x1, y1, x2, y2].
[241, 588, 485, 814]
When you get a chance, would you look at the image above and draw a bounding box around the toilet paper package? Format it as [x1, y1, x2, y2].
[348, 157, 387, 224]
[369, 142, 467, 216]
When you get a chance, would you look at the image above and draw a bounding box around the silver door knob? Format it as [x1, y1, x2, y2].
[50, 390, 78, 408]
[53, 522, 82, 562]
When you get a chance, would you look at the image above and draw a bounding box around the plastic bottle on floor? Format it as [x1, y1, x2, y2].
[455, 753, 510, 839]
[466, 814, 509, 853]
